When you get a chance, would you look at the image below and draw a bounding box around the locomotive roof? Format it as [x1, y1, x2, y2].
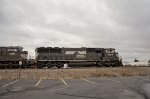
[36, 47, 115, 50]
[0, 46, 23, 48]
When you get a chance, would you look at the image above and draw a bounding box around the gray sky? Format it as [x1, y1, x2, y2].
[0, 0, 150, 62]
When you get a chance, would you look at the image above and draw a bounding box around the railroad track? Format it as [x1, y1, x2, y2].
[0, 66, 150, 70]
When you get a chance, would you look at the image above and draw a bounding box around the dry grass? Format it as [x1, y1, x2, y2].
[0, 67, 150, 80]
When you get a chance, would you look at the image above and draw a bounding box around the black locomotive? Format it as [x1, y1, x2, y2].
[0, 46, 28, 68]
[35, 47, 122, 68]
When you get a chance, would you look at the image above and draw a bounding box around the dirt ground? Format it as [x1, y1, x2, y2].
[0, 66, 150, 80]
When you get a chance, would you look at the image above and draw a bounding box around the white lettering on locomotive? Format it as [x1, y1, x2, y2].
[65, 51, 86, 55]
[76, 55, 86, 59]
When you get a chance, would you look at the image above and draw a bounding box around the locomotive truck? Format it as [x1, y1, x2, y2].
[35, 47, 122, 68]
[0, 46, 28, 68]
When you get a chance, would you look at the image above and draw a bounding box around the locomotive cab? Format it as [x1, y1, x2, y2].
[102, 48, 120, 66]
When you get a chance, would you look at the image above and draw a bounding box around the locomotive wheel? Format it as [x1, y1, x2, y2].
[56, 63, 63, 68]
[96, 63, 102, 67]
[47, 63, 53, 68]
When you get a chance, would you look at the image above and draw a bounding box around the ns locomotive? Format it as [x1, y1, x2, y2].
[35, 47, 123, 68]
[0, 46, 28, 68]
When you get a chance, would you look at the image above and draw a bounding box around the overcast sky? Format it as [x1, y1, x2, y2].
[0, 0, 150, 62]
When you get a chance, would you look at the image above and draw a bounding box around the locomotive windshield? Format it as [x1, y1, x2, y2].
[105, 49, 115, 57]
[8, 49, 18, 52]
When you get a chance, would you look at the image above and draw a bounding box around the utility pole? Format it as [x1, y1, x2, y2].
[148, 59, 150, 66]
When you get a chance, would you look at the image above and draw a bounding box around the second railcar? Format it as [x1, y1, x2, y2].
[35, 47, 122, 68]
[0, 46, 28, 68]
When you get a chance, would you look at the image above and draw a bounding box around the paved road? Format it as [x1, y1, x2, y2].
[0, 76, 150, 99]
